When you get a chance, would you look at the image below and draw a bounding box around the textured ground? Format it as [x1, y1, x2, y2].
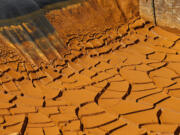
[0, 18, 180, 135]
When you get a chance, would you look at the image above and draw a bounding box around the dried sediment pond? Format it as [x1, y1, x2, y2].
[0, 0, 180, 135]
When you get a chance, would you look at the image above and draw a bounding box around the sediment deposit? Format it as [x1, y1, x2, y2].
[0, 0, 180, 135]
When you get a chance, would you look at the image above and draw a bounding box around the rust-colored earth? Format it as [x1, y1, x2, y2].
[0, 0, 180, 135]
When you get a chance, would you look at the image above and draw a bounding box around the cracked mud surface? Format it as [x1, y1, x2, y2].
[0, 18, 180, 135]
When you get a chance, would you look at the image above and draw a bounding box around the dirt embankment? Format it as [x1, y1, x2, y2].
[46, 0, 139, 41]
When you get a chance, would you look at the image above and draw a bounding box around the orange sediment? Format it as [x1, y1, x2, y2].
[0, 0, 180, 135]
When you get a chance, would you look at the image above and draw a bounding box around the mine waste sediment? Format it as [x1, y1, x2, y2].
[0, 0, 180, 135]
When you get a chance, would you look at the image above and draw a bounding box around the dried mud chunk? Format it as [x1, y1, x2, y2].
[167, 83, 180, 98]
[167, 62, 180, 74]
[2, 124, 23, 135]
[123, 108, 159, 124]
[108, 74, 124, 82]
[149, 67, 177, 79]
[152, 76, 176, 88]
[14, 96, 43, 107]
[39, 107, 59, 116]
[28, 113, 51, 124]
[99, 118, 127, 132]
[83, 128, 105, 135]
[108, 81, 129, 91]
[70, 75, 92, 87]
[10, 106, 36, 114]
[141, 124, 177, 134]
[7, 69, 23, 79]
[120, 68, 151, 83]
[99, 99, 151, 115]
[160, 109, 180, 124]
[120, 52, 143, 65]
[50, 113, 77, 123]
[105, 122, 142, 135]
[43, 126, 60, 135]
[78, 102, 104, 116]
[79, 69, 96, 78]
[135, 64, 153, 72]
[0, 116, 4, 124]
[3, 114, 25, 127]
[137, 92, 169, 104]
[26, 128, 44, 135]
[132, 83, 156, 91]
[147, 62, 167, 69]
[63, 120, 81, 131]
[2, 81, 18, 92]
[33, 81, 61, 98]
[81, 112, 116, 129]
[16, 80, 43, 98]
[152, 27, 180, 41]
[101, 90, 127, 99]
[91, 72, 114, 82]
[61, 90, 97, 105]
[0, 90, 16, 102]
[43, 67, 61, 80]
[129, 88, 160, 101]
[45, 99, 67, 107]
[0, 102, 13, 109]
[147, 52, 166, 61]
[0, 109, 10, 115]
[157, 97, 180, 112]
[128, 44, 155, 55]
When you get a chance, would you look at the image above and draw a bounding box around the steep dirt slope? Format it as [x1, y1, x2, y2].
[46, 0, 139, 41]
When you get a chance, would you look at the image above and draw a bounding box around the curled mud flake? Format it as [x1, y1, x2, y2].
[99, 48, 112, 56]
[147, 62, 168, 75]
[94, 61, 101, 67]
[124, 39, 140, 48]
[156, 109, 162, 124]
[20, 93, 24, 97]
[12, 76, 25, 83]
[4, 90, 8, 94]
[79, 68, 85, 74]
[122, 83, 132, 100]
[32, 76, 47, 87]
[42, 100, 46, 107]
[53, 75, 63, 82]
[169, 38, 180, 49]
[146, 51, 155, 59]
[59, 129, 63, 135]
[90, 73, 98, 79]
[80, 122, 84, 131]
[52, 90, 63, 101]
[134, 23, 145, 30]
[174, 126, 180, 135]
[105, 123, 128, 135]
[148, 25, 155, 31]
[20, 116, 28, 135]
[0, 68, 10, 77]
[9, 96, 17, 103]
[94, 82, 111, 104]
[153, 36, 159, 40]
[71, 53, 84, 62]
[67, 72, 75, 78]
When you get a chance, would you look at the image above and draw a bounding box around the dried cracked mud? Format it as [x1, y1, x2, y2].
[0, 17, 180, 135]
[0, 1, 180, 135]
